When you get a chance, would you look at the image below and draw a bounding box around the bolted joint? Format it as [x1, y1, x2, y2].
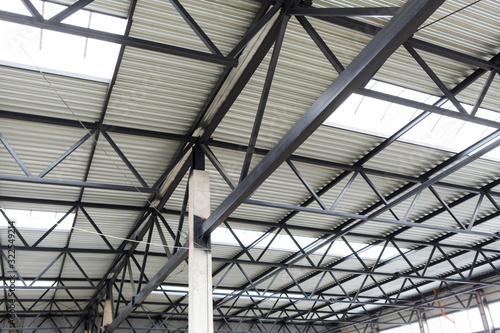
[193, 214, 211, 249]
[193, 144, 205, 171]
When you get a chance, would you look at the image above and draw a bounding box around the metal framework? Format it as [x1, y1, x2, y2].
[1, 0, 500, 332]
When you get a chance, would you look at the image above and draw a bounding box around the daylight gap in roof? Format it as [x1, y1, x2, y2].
[325, 79, 500, 161]
[1, 208, 74, 232]
[211, 227, 405, 261]
[0, 0, 127, 81]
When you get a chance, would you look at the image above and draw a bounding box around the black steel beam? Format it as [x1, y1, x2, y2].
[0, 110, 193, 142]
[0, 10, 237, 67]
[0, 174, 157, 193]
[200, 0, 446, 237]
[357, 88, 500, 128]
[288, 7, 400, 17]
[168, 0, 222, 55]
[20, 0, 43, 21]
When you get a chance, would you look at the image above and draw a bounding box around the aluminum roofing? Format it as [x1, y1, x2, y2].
[1, 0, 500, 331]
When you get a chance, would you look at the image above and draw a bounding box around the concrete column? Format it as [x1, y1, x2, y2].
[102, 293, 113, 327]
[476, 291, 492, 333]
[189, 169, 213, 333]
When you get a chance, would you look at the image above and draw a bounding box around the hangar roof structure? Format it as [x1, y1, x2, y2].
[1, 0, 500, 332]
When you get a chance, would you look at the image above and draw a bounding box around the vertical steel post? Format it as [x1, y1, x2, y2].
[416, 309, 428, 333]
[476, 291, 492, 333]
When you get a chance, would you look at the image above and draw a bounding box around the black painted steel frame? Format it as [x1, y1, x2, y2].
[1, 0, 500, 332]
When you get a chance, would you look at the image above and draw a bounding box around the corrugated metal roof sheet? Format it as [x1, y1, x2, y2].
[0, 65, 106, 122]
[104, 47, 224, 134]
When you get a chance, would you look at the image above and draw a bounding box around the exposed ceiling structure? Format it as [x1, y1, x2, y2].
[1, 0, 500, 332]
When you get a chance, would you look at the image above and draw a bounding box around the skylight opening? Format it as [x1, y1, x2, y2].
[0, 0, 127, 81]
[152, 285, 304, 303]
[16, 280, 58, 290]
[0, 209, 74, 232]
[325, 79, 500, 161]
[211, 227, 405, 261]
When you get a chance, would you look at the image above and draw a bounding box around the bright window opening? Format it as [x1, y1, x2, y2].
[16, 280, 58, 289]
[153, 285, 305, 303]
[0, 209, 74, 232]
[325, 80, 500, 161]
[380, 306, 487, 333]
[211, 227, 406, 261]
[0, 0, 127, 81]
[490, 301, 500, 328]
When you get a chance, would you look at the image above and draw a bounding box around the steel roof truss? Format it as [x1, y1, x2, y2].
[286, 160, 327, 210]
[59, 281, 83, 312]
[201, 2, 487, 293]
[283, 229, 316, 267]
[20, 0, 43, 21]
[100, 129, 149, 188]
[79, 206, 115, 251]
[137, 218, 155, 294]
[359, 172, 402, 221]
[296, 16, 345, 74]
[403, 43, 468, 115]
[224, 222, 255, 262]
[288, 7, 400, 17]
[32, 206, 76, 248]
[240, 17, 289, 182]
[173, 183, 189, 254]
[153, 216, 172, 259]
[201, 144, 237, 190]
[0, 132, 32, 177]
[471, 69, 497, 116]
[168, 0, 222, 56]
[201, 0, 447, 237]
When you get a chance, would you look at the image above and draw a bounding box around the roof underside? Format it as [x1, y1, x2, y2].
[1, 0, 500, 332]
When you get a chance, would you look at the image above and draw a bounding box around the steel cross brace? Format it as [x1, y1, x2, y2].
[292, 250, 500, 326]
[213, 145, 500, 319]
[100, 1, 446, 329]
[226, 184, 500, 320]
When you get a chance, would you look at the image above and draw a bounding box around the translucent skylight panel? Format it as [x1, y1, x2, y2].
[0, 0, 30, 15]
[153, 285, 304, 303]
[212, 227, 405, 260]
[0, 209, 74, 232]
[325, 79, 500, 161]
[0, 0, 126, 80]
[17, 280, 57, 288]
[490, 301, 500, 328]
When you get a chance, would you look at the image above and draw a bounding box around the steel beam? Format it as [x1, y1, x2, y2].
[357, 87, 500, 129]
[200, 0, 445, 236]
[0, 174, 158, 193]
[0, 109, 192, 142]
[0, 11, 237, 67]
[288, 7, 400, 17]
